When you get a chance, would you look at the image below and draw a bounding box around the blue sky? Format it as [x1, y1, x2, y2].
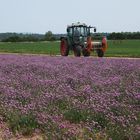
[0, 0, 140, 34]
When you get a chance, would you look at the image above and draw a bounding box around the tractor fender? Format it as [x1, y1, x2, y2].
[60, 37, 69, 56]
[60, 37, 67, 41]
[101, 37, 108, 52]
[86, 36, 92, 52]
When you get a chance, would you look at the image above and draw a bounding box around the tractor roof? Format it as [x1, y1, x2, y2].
[67, 22, 88, 28]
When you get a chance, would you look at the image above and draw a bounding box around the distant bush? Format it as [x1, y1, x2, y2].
[92, 32, 140, 40]
[1, 32, 140, 42]
[2, 35, 40, 42]
[2, 36, 21, 42]
[108, 32, 140, 40]
[1, 32, 57, 42]
[45, 31, 57, 41]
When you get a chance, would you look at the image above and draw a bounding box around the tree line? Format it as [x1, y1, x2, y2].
[92, 32, 140, 40]
[107, 32, 140, 40]
[0, 31, 57, 42]
[0, 32, 140, 42]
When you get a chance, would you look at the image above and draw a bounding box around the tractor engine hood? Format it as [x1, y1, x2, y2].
[73, 36, 85, 45]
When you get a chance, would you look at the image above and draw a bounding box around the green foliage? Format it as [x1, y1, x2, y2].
[106, 40, 140, 57]
[0, 40, 140, 57]
[1, 32, 140, 42]
[45, 31, 56, 41]
[93, 113, 109, 129]
[0, 41, 60, 55]
[106, 124, 140, 140]
[63, 109, 109, 130]
[63, 109, 91, 123]
[92, 32, 140, 40]
[3, 36, 22, 42]
[108, 32, 140, 40]
[56, 99, 70, 111]
[0, 33, 45, 41]
[2, 34, 42, 42]
[7, 112, 38, 136]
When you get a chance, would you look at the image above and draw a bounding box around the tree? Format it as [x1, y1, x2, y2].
[45, 31, 56, 41]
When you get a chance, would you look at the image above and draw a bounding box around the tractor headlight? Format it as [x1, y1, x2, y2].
[84, 41, 87, 45]
[80, 36, 83, 40]
[79, 36, 83, 43]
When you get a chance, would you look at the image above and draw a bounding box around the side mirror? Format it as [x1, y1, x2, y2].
[94, 28, 96, 32]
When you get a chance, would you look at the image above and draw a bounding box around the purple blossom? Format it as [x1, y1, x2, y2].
[0, 54, 140, 139]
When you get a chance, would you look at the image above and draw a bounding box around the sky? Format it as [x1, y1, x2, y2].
[0, 0, 140, 34]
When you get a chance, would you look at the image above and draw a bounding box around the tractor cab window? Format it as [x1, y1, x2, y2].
[80, 27, 85, 36]
[73, 27, 80, 36]
[87, 27, 90, 36]
[73, 27, 87, 36]
[67, 27, 73, 36]
[69, 28, 73, 36]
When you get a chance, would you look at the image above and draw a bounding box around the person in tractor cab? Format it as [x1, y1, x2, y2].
[73, 28, 80, 44]
[74, 28, 80, 36]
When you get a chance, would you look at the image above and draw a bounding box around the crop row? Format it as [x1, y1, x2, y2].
[0, 55, 140, 139]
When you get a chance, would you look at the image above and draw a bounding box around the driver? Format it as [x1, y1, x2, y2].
[74, 28, 80, 37]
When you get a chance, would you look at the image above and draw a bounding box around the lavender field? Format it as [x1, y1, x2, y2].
[0, 54, 140, 140]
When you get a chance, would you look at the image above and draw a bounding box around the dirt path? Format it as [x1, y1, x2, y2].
[0, 122, 43, 140]
[0, 52, 140, 59]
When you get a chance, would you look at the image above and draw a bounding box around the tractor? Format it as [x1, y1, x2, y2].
[60, 22, 107, 57]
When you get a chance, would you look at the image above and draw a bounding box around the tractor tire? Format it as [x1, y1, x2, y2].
[82, 49, 90, 57]
[74, 46, 81, 57]
[60, 38, 69, 56]
[97, 49, 104, 57]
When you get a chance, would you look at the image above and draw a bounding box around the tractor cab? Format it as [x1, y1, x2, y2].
[67, 24, 90, 37]
[60, 22, 107, 57]
[67, 23, 96, 45]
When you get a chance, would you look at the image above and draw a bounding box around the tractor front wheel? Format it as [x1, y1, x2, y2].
[97, 49, 104, 57]
[82, 48, 90, 57]
[60, 38, 69, 56]
[74, 46, 81, 57]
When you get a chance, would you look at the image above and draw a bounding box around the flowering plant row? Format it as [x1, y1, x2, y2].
[0, 55, 140, 139]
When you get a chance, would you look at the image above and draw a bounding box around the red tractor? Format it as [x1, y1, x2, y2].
[60, 22, 107, 57]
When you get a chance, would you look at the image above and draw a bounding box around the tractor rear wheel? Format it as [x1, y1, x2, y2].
[82, 49, 90, 57]
[97, 49, 104, 57]
[74, 46, 81, 57]
[60, 38, 69, 56]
